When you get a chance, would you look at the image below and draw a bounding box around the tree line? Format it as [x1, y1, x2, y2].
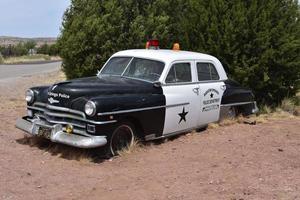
[0, 41, 59, 57]
[58, 0, 300, 105]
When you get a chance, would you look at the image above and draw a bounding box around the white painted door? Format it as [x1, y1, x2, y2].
[196, 62, 226, 126]
[162, 61, 200, 135]
[198, 82, 225, 125]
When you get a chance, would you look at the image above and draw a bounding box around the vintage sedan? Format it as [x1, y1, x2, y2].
[16, 41, 258, 156]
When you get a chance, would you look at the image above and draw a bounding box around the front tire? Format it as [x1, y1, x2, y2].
[109, 122, 135, 156]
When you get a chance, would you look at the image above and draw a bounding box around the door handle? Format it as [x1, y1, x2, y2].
[220, 85, 226, 91]
[193, 87, 200, 95]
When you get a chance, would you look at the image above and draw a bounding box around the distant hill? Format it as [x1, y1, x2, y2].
[0, 36, 57, 47]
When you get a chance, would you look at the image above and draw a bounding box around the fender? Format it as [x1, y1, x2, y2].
[71, 93, 166, 138]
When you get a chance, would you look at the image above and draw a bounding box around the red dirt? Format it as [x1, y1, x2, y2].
[0, 71, 299, 200]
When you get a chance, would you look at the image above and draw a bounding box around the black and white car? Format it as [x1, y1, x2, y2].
[16, 41, 258, 156]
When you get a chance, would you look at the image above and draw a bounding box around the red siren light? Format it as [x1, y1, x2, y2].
[146, 39, 160, 49]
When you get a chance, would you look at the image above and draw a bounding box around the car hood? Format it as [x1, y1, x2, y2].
[46, 75, 162, 108]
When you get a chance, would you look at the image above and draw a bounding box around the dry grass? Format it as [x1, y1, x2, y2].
[117, 139, 143, 157]
[281, 98, 296, 113]
[209, 116, 246, 129]
[19, 136, 145, 161]
[208, 123, 220, 129]
[209, 104, 299, 129]
[242, 109, 297, 124]
[281, 96, 300, 116]
[259, 105, 272, 114]
[3, 54, 61, 64]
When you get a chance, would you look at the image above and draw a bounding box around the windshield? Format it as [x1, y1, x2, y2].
[101, 57, 132, 75]
[100, 57, 165, 82]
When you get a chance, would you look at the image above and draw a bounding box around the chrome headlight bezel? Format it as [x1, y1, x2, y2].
[25, 89, 34, 104]
[84, 101, 97, 117]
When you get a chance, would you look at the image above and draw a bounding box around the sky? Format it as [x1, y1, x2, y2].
[0, 0, 71, 38]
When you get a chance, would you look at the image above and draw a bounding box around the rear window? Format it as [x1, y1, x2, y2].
[197, 63, 219, 81]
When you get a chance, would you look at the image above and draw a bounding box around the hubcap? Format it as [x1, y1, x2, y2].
[111, 125, 133, 155]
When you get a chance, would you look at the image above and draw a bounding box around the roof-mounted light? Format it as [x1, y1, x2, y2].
[173, 43, 180, 51]
[146, 39, 160, 50]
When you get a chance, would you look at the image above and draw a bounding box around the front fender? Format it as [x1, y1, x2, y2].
[83, 93, 166, 138]
[91, 93, 165, 114]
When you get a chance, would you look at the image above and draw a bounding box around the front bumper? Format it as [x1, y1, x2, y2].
[16, 117, 107, 148]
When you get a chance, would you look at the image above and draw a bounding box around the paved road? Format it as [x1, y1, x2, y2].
[0, 61, 62, 80]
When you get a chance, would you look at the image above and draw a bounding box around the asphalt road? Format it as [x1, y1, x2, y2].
[0, 61, 62, 80]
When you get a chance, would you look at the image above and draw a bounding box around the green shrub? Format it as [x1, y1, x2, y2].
[58, 0, 300, 106]
[0, 54, 4, 64]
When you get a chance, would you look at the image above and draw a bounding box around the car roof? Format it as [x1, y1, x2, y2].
[112, 49, 218, 63]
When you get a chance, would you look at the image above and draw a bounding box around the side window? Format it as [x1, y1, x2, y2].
[197, 63, 219, 81]
[166, 63, 192, 83]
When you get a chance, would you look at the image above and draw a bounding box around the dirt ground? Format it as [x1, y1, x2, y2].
[0, 71, 299, 200]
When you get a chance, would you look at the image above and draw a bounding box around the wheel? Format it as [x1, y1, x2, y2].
[109, 122, 135, 156]
[227, 106, 237, 118]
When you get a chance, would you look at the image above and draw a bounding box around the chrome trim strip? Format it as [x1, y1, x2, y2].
[28, 106, 45, 112]
[162, 79, 226, 86]
[33, 102, 47, 107]
[43, 111, 117, 125]
[253, 101, 259, 113]
[97, 102, 189, 116]
[36, 114, 86, 129]
[32, 103, 86, 118]
[121, 75, 154, 84]
[220, 101, 255, 107]
[32, 115, 92, 136]
[28, 104, 117, 125]
[121, 57, 134, 76]
[45, 111, 86, 122]
[47, 104, 86, 118]
[166, 102, 190, 108]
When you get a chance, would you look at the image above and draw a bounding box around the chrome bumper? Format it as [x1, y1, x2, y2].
[252, 101, 259, 114]
[16, 118, 107, 148]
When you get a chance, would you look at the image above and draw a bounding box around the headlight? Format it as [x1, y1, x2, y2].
[85, 101, 96, 116]
[25, 89, 34, 103]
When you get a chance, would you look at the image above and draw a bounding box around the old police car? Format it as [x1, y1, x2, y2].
[16, 41, 258, 156]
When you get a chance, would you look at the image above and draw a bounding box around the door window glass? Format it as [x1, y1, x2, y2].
[197, 63, 219, 81]
[166, 63, 192, 83]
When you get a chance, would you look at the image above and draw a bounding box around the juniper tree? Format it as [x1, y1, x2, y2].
[58, 0, 300, 105]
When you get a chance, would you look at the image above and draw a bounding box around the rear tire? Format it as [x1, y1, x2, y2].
[227, 106, 237, 118]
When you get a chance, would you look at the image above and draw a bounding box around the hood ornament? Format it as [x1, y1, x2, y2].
[51, 85, 58, 91]
[48, 97, 59, 104]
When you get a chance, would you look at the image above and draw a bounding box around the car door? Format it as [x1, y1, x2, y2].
[196, 61, 226, 125]
[162, 61, 200, 135]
